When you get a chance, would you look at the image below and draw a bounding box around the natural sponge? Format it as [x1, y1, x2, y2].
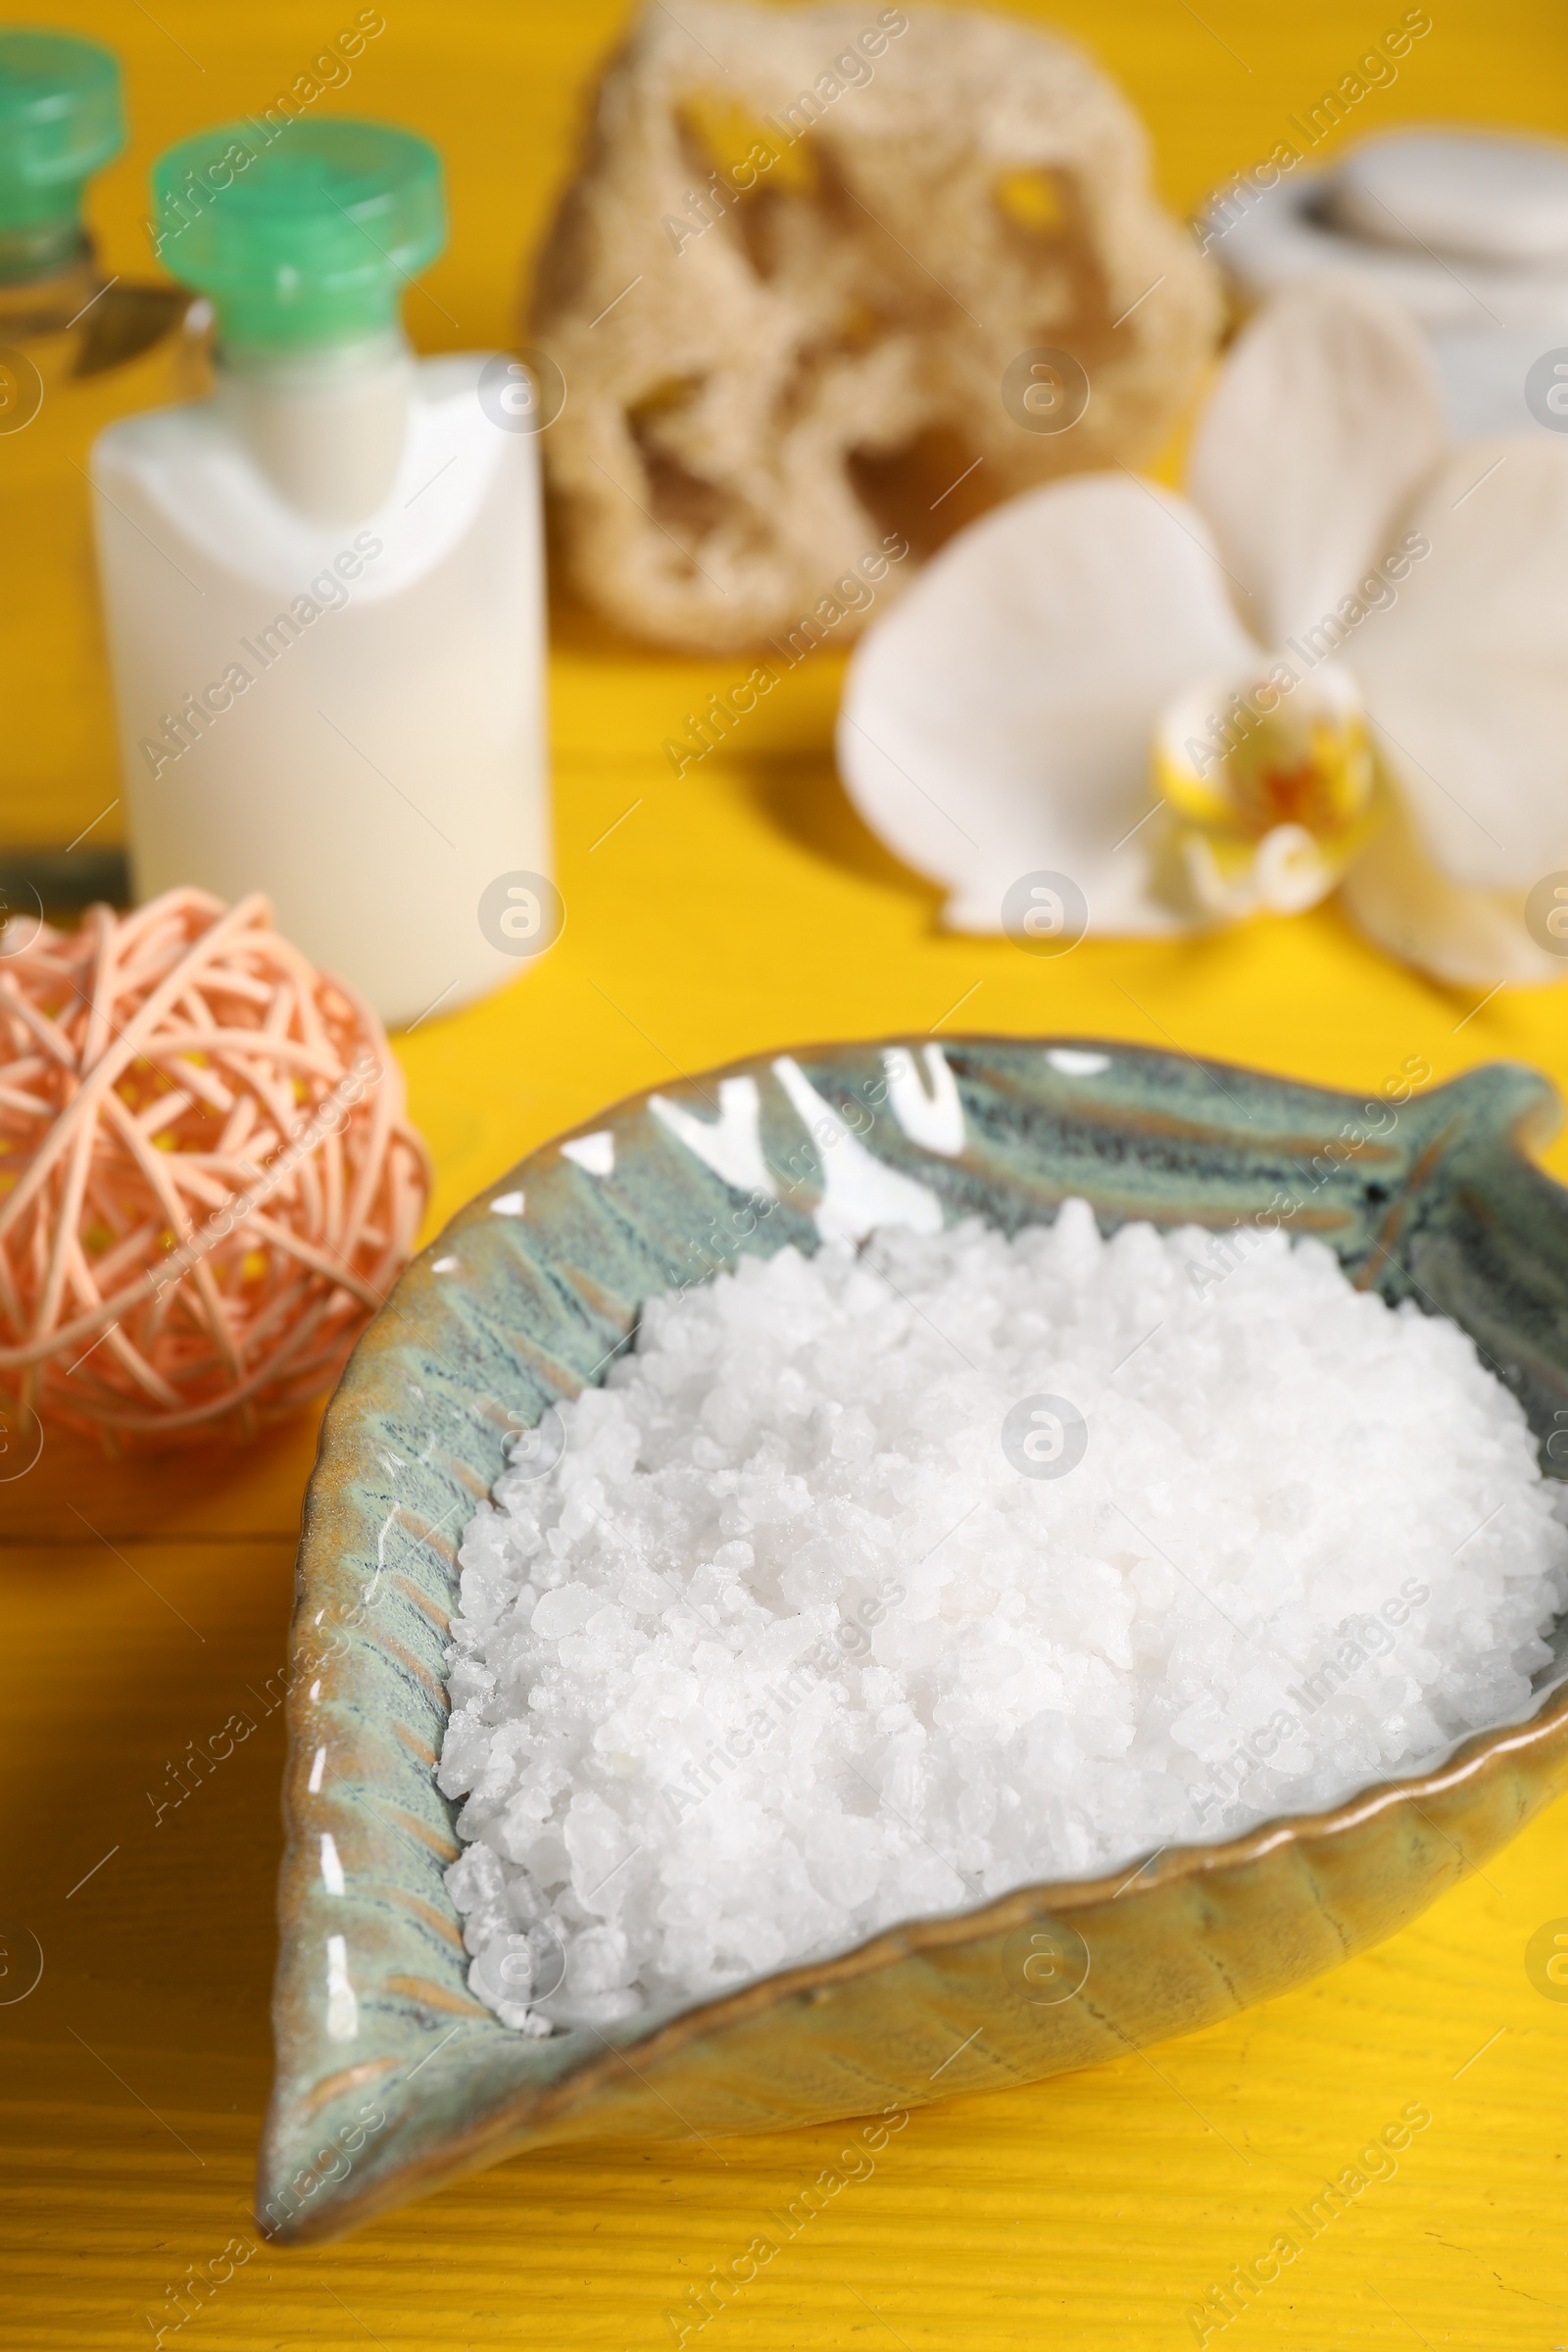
[530, 1, 1219, 653]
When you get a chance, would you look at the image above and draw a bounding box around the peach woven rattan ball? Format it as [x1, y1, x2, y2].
[0, 888, 430, 1446]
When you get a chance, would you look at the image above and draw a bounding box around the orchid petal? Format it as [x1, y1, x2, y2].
[1186, 274, 1448, 650]
[836, 475, 1257, 934]
[1340, 793, 1561, 986]
[1352, 435, 1568, 890]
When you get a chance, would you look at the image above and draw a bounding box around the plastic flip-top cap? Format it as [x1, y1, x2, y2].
[0, 29, 123, 229]
[151, 117, 444, 350]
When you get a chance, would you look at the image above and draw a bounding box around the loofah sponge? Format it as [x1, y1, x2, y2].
[530, 0, 1219, 652]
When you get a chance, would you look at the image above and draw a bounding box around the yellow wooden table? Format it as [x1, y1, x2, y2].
[5, 4, 1568, 2345]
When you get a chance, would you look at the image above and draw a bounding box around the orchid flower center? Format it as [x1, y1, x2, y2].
[1152, 664, 1378, 918]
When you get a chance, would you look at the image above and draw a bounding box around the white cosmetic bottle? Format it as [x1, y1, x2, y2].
[92, 118, 549, 1026]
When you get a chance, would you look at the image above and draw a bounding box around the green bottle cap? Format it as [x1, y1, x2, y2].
[151, 118, 444, 352]
[0, 28, 123, 257]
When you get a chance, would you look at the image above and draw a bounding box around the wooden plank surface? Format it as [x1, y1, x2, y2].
[4, 2, 1568, 2345]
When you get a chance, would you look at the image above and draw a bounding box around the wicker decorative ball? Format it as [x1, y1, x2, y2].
[0, 888, 430, 1446]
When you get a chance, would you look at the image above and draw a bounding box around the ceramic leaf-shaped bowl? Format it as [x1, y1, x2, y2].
[259, 1037, 1568, 2243]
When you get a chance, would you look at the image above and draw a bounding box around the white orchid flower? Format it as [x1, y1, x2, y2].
[838, 275, 1568, 984]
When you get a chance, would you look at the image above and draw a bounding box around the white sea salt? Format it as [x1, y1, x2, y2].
[436, 1207, 1568, 2033]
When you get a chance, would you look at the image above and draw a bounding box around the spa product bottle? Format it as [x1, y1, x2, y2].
[0, 29, 204, 893]
[91, 120, 548, 1027]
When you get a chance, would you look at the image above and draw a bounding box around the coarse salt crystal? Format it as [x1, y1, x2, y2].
[437, 1207, 1568, 2032]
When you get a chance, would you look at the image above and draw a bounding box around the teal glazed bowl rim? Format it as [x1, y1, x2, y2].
[259, 1034, 1568, 2244]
